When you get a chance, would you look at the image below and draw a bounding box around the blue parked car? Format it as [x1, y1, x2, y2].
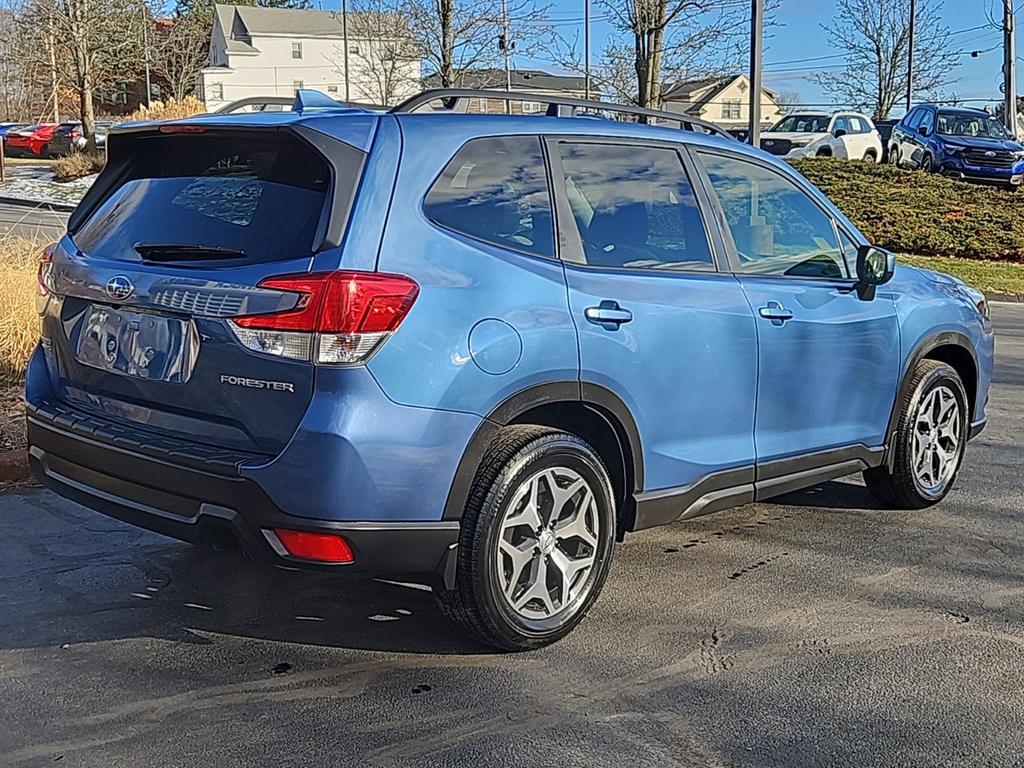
[889, 104, 1024, 188]
[26, 90, 994, 650]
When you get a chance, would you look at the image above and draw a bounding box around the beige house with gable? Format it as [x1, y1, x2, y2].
[661, 74, 784, 132]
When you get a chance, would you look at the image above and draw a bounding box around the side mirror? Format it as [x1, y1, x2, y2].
[833, 128, 847, 138]
[918, 125, 931, 137]
[855, 245, 895, 299]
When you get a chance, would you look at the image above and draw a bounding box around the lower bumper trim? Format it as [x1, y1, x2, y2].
[28, 417, 459, 576]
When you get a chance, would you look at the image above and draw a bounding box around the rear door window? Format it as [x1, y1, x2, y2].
[423, 136, 554, 258]
[73, 130, 334, 265]
[553, 141, 714, 271]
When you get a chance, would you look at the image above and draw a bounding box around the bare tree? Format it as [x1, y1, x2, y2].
[408, 0, 549, 87]
[554, 0, 768, 109]
[152, 11, 210, 100]
[12, 0, 144, 148]
[814, 0, 959, 121]
[333, 2, 420, 105]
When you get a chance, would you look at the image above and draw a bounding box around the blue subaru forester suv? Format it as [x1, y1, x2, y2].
[26, 90, 994, 650]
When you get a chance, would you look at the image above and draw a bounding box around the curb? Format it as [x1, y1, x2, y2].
[0, 449, 32, 488]
[0, 195, 76, 213]
[986, 291, 1023, 303]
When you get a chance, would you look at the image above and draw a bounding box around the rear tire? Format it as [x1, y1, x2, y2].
[889, 145, 901, 166]
[435, 426, 616, 651]
[864, 360, 968, 509]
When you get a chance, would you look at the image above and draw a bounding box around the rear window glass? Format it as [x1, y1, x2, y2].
[73, 131, 334, 265]
[423, 136, 554, 258]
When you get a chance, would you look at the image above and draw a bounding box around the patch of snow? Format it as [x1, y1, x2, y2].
[0, 165, 94, 206]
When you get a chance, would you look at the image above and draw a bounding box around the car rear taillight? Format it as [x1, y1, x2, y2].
[230, 271, 419, 365]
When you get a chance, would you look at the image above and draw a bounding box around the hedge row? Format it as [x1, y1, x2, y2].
[789, 158, 1024, 263]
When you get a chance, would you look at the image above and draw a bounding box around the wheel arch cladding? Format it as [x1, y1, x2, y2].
[442, 382, 644, 534]
[887, 332, 979, 445]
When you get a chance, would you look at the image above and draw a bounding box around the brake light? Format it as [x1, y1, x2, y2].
[230, 271, 419, 365]
[273, 529, 354, 563]
[158, 124, 207, 134]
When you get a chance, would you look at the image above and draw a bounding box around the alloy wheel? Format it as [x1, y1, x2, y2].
[912, 385, 962, 496]
[495, 466, 600, 621]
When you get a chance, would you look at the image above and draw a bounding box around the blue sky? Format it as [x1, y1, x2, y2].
[523, 0, 1014, 116]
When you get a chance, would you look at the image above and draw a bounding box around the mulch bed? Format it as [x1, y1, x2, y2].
[0, 385, 31, 487]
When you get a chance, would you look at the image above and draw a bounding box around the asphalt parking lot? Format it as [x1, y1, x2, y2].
[1, 304, 1022, 768]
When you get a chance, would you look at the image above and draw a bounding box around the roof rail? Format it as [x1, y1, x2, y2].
[214, 91, 383, 115]
[390, 88, 735, 140]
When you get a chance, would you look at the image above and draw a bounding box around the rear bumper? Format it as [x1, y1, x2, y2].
[27, 412, 459, 577]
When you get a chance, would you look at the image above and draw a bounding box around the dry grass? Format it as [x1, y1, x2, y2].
[52, 151, 105, 181]
[126, 96, 206, 122]
[0, 235, 44, 385]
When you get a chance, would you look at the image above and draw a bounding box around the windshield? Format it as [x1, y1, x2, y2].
[937, 112, 1008, 139]
[770, 115, 830, 133]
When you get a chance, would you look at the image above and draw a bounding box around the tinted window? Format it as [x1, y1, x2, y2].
[833, 116, 852, 134]
[424, 136, 553, 258]
[74, 131, 335, 266]
[698, 152, 848, 279]
[554, 142, 713, 271]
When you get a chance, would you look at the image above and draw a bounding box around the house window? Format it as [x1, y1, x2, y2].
[349, 43, 360, 55]
[292, 80, 304, 92]
[721, 99, 741, 120]
[292, 41, 303, 59]
[327, 85, 339, 94]
[521, 101, 541, 114]
[210, 82, 224, 100]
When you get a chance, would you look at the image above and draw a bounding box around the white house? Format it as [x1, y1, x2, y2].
[199, 4, 421, 110]
[661, 74, 784, 131]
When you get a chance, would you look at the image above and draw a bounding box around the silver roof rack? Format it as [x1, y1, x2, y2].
[390, 88, 735, 140]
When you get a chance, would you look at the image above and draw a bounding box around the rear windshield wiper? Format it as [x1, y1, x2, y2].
[134, 243, 248, 262]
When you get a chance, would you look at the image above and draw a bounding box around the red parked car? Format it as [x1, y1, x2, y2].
[5, 123, 59, 157]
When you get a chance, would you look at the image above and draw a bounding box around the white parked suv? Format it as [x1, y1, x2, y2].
[759, 112, 883, 162]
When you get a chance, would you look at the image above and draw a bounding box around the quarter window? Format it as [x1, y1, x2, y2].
[697, 152, 848, 279]
[555, 142, 714, 271]
[424, 136, 554, 258]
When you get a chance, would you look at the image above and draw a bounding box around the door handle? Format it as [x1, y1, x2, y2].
[585, 300, 633, 330]
[758, 301, 793, 325]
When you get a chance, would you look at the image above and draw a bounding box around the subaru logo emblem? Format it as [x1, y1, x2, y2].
[985, 150, 996, 157]
[105, 275, 133, 301]
[764, 140, 774, 146]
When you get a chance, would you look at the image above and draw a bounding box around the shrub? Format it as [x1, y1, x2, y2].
[0, 236, 44, 385]
[790, 158, 1024, 263]
[126, 96, 206, 122]
[51, 151, 105, 181]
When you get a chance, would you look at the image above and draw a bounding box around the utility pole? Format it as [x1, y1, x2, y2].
[341, 0, 350, 102]
[747, 0, 764, 146]
[906, 0, 916, 112]
[501, 0, 512, 113]
[1004, 0, 1017, 137]
[584, 0, 591, 100]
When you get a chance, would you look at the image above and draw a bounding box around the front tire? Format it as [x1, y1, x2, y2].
[863, 148, 878, 163]
[921, 153, 935, 173]
[435, 426, 616, 651]
[864, 360, 968, 509]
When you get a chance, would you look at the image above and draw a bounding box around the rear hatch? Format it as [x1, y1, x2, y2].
[41, 121, 371, 457]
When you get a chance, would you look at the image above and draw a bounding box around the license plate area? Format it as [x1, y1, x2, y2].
[75, 305, 199, 383]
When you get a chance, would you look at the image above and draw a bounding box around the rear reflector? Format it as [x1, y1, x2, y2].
[230, 270, 419, 365]
[273, 529, 354, 563]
